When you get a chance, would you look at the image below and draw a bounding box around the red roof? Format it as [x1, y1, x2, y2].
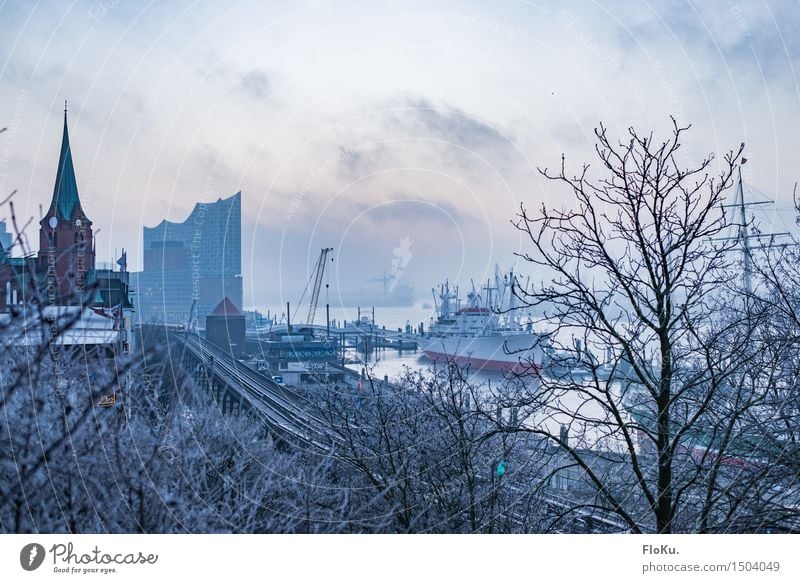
[208, 297, 243, 317]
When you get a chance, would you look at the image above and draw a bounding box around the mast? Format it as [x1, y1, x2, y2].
[736, 164, 753, 294]
[723, 157, 789, 296]
[483, 278, 498, 310]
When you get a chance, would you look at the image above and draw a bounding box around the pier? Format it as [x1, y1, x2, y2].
[247, 321, 419, 362]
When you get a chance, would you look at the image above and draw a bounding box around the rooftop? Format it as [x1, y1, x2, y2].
[208, 296, 243, 318]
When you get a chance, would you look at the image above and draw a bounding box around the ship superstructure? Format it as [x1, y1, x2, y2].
[421, 268, 545, 374]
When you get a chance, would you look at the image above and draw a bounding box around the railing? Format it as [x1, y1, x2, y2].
[176, 332, 336, 449]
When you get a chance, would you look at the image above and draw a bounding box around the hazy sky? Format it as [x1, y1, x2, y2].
[1, 0, 798, 308]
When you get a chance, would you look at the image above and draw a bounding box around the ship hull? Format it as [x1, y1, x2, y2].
[421, 334, 542, 374]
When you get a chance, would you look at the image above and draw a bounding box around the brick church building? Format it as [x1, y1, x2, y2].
[0, 106, 131, 326]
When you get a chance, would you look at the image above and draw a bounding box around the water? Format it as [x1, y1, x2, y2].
[259, 301, 622, 448]
[349, 345, 512, 386]
[256, 301, 537, 385]
[325, 302, 436, 332]
[257, 300, 545, 333]
[256, 301, 434, 330]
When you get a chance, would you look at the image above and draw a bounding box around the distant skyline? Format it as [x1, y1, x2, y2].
[1, 0, 798, 307]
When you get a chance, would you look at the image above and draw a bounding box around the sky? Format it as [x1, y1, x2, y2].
[1, 0, 798, 309]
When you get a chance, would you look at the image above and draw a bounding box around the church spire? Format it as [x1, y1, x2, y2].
[49, 103, 83, 221]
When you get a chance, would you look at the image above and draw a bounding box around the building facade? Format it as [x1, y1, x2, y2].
[205, 296, 245, 357]
[0, 106, 133, 355]
[1, 108, 106, 309]
[0, 221, 12, 252]
[134, 191, 242, 325]
[37, 109, 95, 303]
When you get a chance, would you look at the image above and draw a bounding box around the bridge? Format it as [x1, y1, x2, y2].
[174, 332, 335, 449]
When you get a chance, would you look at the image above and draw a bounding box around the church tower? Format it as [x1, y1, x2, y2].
[38, 104, 95, 303]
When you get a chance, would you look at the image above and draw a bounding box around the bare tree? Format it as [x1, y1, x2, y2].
[493, 119, 793, 533]
[315, 363, 551, 533]
[733, 194, 800, 531]
[0, 336, 378, 533]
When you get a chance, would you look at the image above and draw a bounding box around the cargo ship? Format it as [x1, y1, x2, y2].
[420, 269, 547, 374]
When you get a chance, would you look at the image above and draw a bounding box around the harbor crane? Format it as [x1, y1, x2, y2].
[298, 247, 334, 326]
[186, 299, 198, 332]
[367, 272, 399, 301]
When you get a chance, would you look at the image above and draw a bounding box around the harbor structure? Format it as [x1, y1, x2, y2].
[246, 325, 344, 386]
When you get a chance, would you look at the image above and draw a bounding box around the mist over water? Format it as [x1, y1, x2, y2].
[254, 300, 528, 383]
[254, 301, 435, 330]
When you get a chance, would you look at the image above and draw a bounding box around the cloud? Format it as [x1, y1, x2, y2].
[386, 96, 514, 152]
[352, 197, 473, 227]
[327, 95, 525, 199]
[239, 68, 272, 100]
[2, 0, 798, 305]
[335, 143, 384, 179]
[612, 0, 799, 84]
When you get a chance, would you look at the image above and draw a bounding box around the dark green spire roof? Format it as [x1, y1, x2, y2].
[50, 106, 82, 221]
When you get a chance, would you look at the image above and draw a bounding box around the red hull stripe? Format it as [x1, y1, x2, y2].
[423, 350, 538, 373]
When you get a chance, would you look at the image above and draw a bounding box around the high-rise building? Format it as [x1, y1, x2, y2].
[0, 221, 12, 253]
[134, 192, 242, 325]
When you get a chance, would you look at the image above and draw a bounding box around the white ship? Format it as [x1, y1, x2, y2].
[420, 268, 546, 374]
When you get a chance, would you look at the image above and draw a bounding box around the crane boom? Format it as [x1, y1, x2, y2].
[187, 299, 197, 331]
[306, 247, 333, 325]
